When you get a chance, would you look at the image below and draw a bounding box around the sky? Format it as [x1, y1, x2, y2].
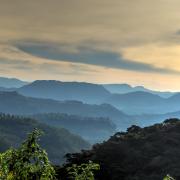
[1, 0, 180, 91]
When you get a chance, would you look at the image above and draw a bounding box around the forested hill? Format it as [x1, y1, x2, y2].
[0, 114, 90, 164]
[31, 113, 116, 144]
[64, 119, 180, 180]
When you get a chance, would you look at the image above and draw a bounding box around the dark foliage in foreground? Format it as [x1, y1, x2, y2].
[61, 118, 180, 180]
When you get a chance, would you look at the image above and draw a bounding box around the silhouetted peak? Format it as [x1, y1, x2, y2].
[26, 80, 63, 87]
[127, 125, 142, 133]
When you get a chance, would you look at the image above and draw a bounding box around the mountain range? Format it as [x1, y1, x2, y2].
[9, 79, 180, 115]
[3, 88, 180, 133]
[0, 91, 133, 130]
[2, 77, 180, 126]
[0, 76, 174, 99]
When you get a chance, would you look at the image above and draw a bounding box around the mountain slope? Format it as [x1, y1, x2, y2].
[18, 80, 111, 104]
[63, 119, 180, 180]
[0, 91, 134, 130]
[0, 77, 28, 88]
[0, 113, 89, 164]
[105, 91, 165, 114]
[0, 87, 16, 92]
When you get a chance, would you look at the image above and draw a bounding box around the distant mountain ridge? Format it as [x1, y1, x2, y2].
[103, 83, 175, 98]
[1, 78, 180, 116]
[105, 91, 180, 114]
[0, 77, 177, 99]
[0, 77, 28, 88]
[15, 80, 180, 115]
[18, 80, 111, 104]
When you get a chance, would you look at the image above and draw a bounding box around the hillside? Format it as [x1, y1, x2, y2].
[63, 119, 180, 180]
[31, 113, 116, 144]
[105, 91, 165, 114]
[0, 91, 134, 130]
[0, 114, 89, 164]
[18, 80, 111, 104]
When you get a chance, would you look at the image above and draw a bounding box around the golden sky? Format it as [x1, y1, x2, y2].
[1, 0, 180, 91]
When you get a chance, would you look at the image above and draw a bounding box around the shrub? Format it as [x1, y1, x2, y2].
[67, 161, 100, 180]
[163, 174, 175, 180]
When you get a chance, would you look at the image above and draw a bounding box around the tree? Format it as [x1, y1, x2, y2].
[0, 129, 55, 180]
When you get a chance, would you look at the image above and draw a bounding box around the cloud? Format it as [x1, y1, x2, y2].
[0, 0, 180, 47]
[0, 43, 104, 81]
[15, 41, 180, 75]
[1, 0, 180, 90]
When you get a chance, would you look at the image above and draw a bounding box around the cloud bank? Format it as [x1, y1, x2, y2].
[16, 41, 180, 75]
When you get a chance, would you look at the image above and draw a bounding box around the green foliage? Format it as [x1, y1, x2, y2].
[67, 161, 100, 180]
[0, 129, 55, 180]
[163, 174, 175, 180]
